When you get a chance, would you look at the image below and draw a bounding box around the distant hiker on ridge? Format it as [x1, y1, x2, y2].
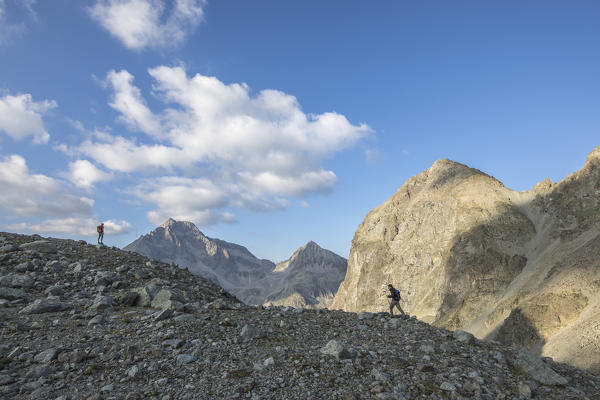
[97, 222, 104, 245]
[387, 284, 406, 317]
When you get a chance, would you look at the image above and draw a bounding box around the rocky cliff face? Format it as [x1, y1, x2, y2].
[331, 146, 600, 372]
[125, 220, 347, 308]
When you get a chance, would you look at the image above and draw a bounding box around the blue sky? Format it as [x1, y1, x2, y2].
[0, 1, 598, 262]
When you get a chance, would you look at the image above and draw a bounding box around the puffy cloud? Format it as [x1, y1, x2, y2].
[76, 66, 371, 227]
[7, 217, 132, 236]
[105, 69, 162, 135]
[89, 0, 205, 51]
[0, 155, 94, 217]
[0, 93, 56, 143]
[68, 159, 113, 188]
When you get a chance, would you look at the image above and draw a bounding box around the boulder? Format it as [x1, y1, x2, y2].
[19, 298, 73, 314]
[0, 287, 27, 301]
[509, 349, 568, 386]
[150, 288, 185, 310]
[0, 274, 34, 288]
[19, 240, 57, 254]
[320, 339, 354, 360]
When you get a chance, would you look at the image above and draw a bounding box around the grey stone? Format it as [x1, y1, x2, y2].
[440, 382, 456, 392]
[19, 240, 57, 254]
[0, 274, 34, 288]
[0, 244, 18, 253]
[320, 339, 353, 360]
[519, 382, 532, 399]
[0, 374, 16, 385]
[34, 348, 58, 363]
[358, 312, 375, 320]
[89, 294, 113, 313]
[173, 313, 196, 322]
[88, 314, 106, 326]
[29, 364, 54, 378]
[240, 324, 264, 341]
[509, 349, 568, 386]
[176, 354, 196, 366]
[162, 339, 184, 349]
[0, 286, 27, 300]
[453, 330, 475, 344]
[19, 298, 73, 314]
[151, 288, 185, 310]
[154, 308, 173, 321]
[126, 365, 140, 378]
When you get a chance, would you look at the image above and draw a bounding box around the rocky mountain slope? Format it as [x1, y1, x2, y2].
[124, 219, 347, 308]
[331, 146, 600, 373]
[124, 219, 276, 295]
[237, 241, 347, 308]
[1, 232, 599, 399]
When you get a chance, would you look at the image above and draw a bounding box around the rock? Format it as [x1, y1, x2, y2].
[320, 339, 353, 360]
[254, 356, 276, 371]
[28, 364, 54, 378]
[0, 286, 27, 300]
[88, 314, 106, 326]
[419, 344, 435, 353]
[453, 330, 475, 344]
[89, 295, 113, 313]
[440, 382, 456, 392]
[154, 308, 173, 321]
[44, 285, 64, 296]
[19, 298, 73, 314]
[126, 365, 140, 379]
[509, 349, 568, 386]
[176, 354, 196, 366]
[100, 383, 114, 392]
[0, 274, 34, 288]
[519, 381, 532, 398]
[240, 324, 264, 341]
[0, 374, 16, 385]
[20, 240, 57, 254]
[0, 244, 18, 253]
[173, 313, 196, 322]
[118, 291, 139, 306]
[162, 339, 183, 349]
[134, 285, 162, 307]
[358, 312, 375, 320]
[371, 368, 390, 382]
[150, 288, 184, 310]
[34, 348, 59, 363]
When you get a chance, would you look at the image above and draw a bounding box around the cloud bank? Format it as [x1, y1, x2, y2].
[76, 66, 371, 226]
[0, 155, 93, 217]
[89, 0, 206, 51]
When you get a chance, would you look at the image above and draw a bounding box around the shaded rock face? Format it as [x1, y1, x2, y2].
[125, 221, 347, 308]
[331, 146, 600, 372]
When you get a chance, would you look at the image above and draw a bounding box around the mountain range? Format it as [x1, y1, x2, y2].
[124, 218, 347, 308]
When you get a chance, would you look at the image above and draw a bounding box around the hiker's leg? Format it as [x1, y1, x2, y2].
[395, 302, 406, 315]
[389, 301, 394, 315]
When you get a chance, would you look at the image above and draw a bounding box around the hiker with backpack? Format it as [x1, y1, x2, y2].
[97, 222, 104, 245]
[387, 284, 406, 317]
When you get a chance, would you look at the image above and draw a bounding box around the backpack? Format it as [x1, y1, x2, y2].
[392, 289, 401, 301]
[97, 225, 103, 233]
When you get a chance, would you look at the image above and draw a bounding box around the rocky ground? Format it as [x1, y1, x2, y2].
[1, 233, 599, 400]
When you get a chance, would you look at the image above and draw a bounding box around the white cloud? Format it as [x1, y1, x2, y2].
[7, 217, 132, 236]
[105, 69, 162, 135]
[75, 66, 371, 227]
[0, 93, 56, 143]
[68, 159, 113, 188]
[89, 0, 205, 51]
[0, 155, 94, 217]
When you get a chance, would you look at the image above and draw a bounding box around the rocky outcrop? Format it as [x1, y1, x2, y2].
[331, 146, 600, 373]
[1, 232, 599, 399]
